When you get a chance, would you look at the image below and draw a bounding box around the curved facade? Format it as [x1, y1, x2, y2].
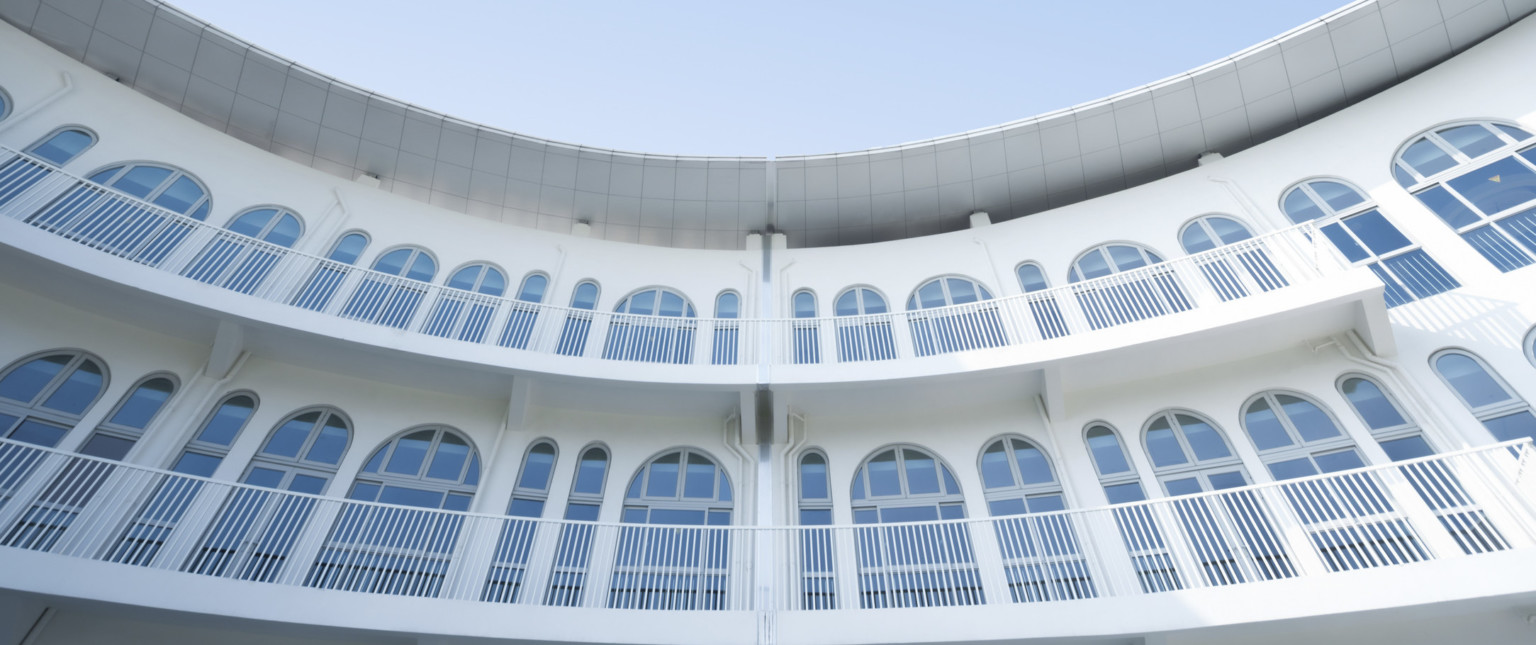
[4, 2, 1536, 644]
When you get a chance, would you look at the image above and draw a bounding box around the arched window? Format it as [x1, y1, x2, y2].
[308, 426, 480, 596]
[979, 436, 1092, 602]
[1069, 243, 1191, 329]
[905, 276, 1004, 356]
[796, 450, 835, 609]
[543, 445, 609, 606]
[0, 373, 171, 553]
[791, 290, 820, 364]
[0, 87, 9, 121]
[497, 273, 550, 350]
[1015, 263, 1068, 340]
[482, 440, 557, 603]
[0, 127, 96, 207]
[833, 287, 895, 362]
[1084, 423, 1180, 592]
[1339, 374, 1510, 554]
[603, 288, 698, 364]
[185, 407, 351, 581]
[423, 262, 505, 342]
[610, 448, 733, 610]
[1432, 349, 1536, 443]
[851, 446, 979, 607]
[0, 350, 107, 448]
[28, 162, 211, 264]
[1281, 179, 1457, 306]
[341, 246, 437, 329]
[77, 374, 175, 459]
[1144, 410, 1290, 584]
[292, 231, 369, 311]
[183, 207, 304, 294]
[1397, 121, 1536, 272]
[711, 291, 742, 365]
[1240, 391, 1371, 478]
[1179, 215, 1287, 301]
[107, 392, 256, 566]
[555, 281, 601, 357]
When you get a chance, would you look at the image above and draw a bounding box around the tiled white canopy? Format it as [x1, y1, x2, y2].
[2, 0, 1532, 248]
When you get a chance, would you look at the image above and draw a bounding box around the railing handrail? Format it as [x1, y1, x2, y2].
[0, 143, 1339, 330]
[1, 435, 1524, 531]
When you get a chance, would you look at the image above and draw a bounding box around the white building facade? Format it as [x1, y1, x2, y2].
[3, 1, 1536, 643]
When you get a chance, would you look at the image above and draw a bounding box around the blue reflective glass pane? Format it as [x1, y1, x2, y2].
[1313, 449, 1365, 473]
[518, 443, 555, 491]
[571, 283, 598, 309]
[384, 430, 433, 476]
[800, 509, 832, 525]
[1207, 217, 1253, 244]
[288, 474, 326, 494]
[0, 355, 68, 404]
[1341, 378, 1408, 430]
[1207, 471, 1247, 490]
[1310, 181, 1366, 212]
[306, 416, 349, 465]
[372, 249, 410, 276]
[1177, 414, 1231, 461]
[477, 268, 506, 296]
[880, 505, 938, 523]
[107, 378, 173, 429]
[1277, 395, 1340, 442]
[328, 234, 367, 264]
[573, 449, 608, 495]
[1074, 249, 1113, 280]
[793, 292, 816, 318]
[244, 467, 284, 488]
[627, 290, 657, 315]
[988, 498, 1027, 516]
[1016, 264, 1049, 291]
[1103, 482, 1146, 504]
[348, 482, 380, 502]
[645, 453, 679, 497]
[1320, 223, 1370, 262]
[196, 396, 253, 446]
[79, 433, 134, 460]
[110, 166, 172, 198]
[1447, 157, 1536, 215]
[940, 503, 965, 519]
[1438, 124, 1503, 158]
[1181, 224, 1216, 253]
[228, 209, 273, 237]
[1086, 427, 1130, 474]
[40, 360, 102, 415]
[1145, 418, 1187, 467]
[946, 279, 979, 304]
[1394, 163, 1417, 188]
[565, 503, 600, 521]
[1243, 399, 1294, 451]
[1267, 457, 1316, 481]
[1164, 477, 1203, 496]
[1013, 440, 1053, 485]
[1461, 225, 1533, 272]
[683, 453, 715, 499]
[718, 471, 732, 502]
[716, 292, 739, 318]
[866, 450, 901, 496]
[1380, 249, 1459, 299]
[426, 433, 470, 480]
[915, 281, 946, 308]
[263, 413, 317, 459]
[1400, 139, 1457, 178]
[1341, 210, 1411, 254]
[508, 498, 544, 518]
[834, 291, 859, 316]
[861, 289, 887, 313]
[173, 451, 221, 477]
[405, 254, 436, 281]
[266, 214, 302, 247]
[657, 291, 685, 317]
[851, 473, 865, 501]
[29, 130, 93, 166]
[1282, 189, 1325, 223]
[649, 508, 707, 525]
[379, 485, 444, 509]
[903, 449, 941, 495]
[8, 419, 66, 446]
[447, 266, 481, 290]
[800, 454, 828, 499]
[1497, 125, 1532, 141]
[1482, 410, 1536, 442]
[1435, 353, 1511, 408]
[980, 442, 1014, 489]
[1378, 435, 1435, 461]
[151, 176, 204, 214]
[1027, 494, 1066, 513]
[518, 274, 548, 303]
[1107, 245, 1149, 271]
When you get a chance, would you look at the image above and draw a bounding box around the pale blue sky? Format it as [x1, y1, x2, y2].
[172, 0, 1350, 157]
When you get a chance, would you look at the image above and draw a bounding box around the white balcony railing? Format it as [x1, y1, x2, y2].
[0, 145, 1353, 373]
[2, 437, 1533, 612]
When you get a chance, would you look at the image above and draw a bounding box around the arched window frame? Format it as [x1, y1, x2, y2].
[341, 245, 439, 328]
[622, 447, 734, 525]
[81, 160, 213, 220]
[797, 449, 832, 524]
[976, 434, 1066, 515]
[516, 272, 550, 303]
[182, 205, 306, 292]
[242, 406, 352, 494]
[0, 86, 11, 121]
[444, 261, 508, 296]
[171, 391, 258, 476]
[1337, 373, 1422, 441]
[1524, 325, 1536, 371]
[713, 290, 741, 318]
[324, 230, 370, 265]
[1068, 242, 1167, 283]
[1430, 348, 1536, 444]
[569, 280, 601, 309]
[1178, 214, 1256, 254]
[368, 245, 438, 282]
[77, 372, 178, 459]
[1280, 177, 1459, 307]
[1142, 409, 1249, 495]
[833, 286, 889, 316]
[792, 289, 818, 318]
[218, 205, 305, 244]
[905, 275, 995, 310]
[565, 443, 611, 515]
[850, 444, 966, 522]
[1084, 422, 1142, 492]
[1394, 119, 1536, 272]
[22, 126, 98, 167]
[506, 439, 558, 518]
[351, 425, 481, 510]
[1014, 262, 1051, 293]
[1239, 389, 1369, 481]
[613, 287, 696, 317]
[0, 349, 109, 447]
